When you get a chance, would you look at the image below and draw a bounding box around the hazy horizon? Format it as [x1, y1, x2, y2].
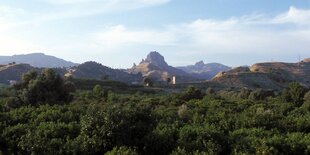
[0, 0, 310, 68]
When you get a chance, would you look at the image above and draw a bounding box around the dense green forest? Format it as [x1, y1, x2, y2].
[0, 69, 310, 155]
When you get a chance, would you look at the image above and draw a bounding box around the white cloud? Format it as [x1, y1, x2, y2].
[0, 5, 25, 29]
[0, 5, 44, 55]
[92, 6, 310, 58]
[39, 0, 170, 6]
[0, 22, 45, 55]
[39, 0, 99, 5]
[0, 34, 45, 55]
[94, 25, 177, 47]
[273, 6, 310, 25]
[0, 6, 25, 18]
[33, 0, 170, 20]
[0, 4, 310, 66]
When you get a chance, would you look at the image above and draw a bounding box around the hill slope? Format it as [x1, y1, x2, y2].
[0, 63, 69, 84]
[0, 64, 35, 84]
[177, 61, 231, 80]
[212, 59, 310, 90]
[0, 53, 77, 68]
[67, 61, 142, 84]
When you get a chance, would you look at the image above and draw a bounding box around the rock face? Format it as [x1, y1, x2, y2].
[177, 61, 231, 80]
[212, 59, 310, 90]
[0, 53, 77, 68]
[144, 51, 168, 67]
[128, 51, 196, 83]
[68, 61, 142, 84]
[303, 58, 310, 63]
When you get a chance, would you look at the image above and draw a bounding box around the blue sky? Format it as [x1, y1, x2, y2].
[0, 0, 310, 68]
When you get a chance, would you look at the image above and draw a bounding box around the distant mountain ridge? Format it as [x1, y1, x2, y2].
[177, 61, 231, 80]
[0, 53, 77, 68]
[1, 52, 308, 90]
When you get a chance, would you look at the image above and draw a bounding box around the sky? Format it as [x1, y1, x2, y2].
[0, 0, 310, 68]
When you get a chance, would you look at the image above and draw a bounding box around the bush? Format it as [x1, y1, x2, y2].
[248, 89, 274, 101]
[179, 86, 204, 101]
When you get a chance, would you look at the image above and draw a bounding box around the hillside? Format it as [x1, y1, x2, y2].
[0, 53, 77, 68]
[67, 61, 142, 84]
[0, 63, 68, 85]
[177, 61, 231, 80]
[0, 64, 35, 84]
[128, 51, 197, 83]
[212, 59, 310, 90]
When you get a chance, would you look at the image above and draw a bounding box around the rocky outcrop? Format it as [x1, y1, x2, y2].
[302, 58, 310, 63]
[144, 51, 168, 67]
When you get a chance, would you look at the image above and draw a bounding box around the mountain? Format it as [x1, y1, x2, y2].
[177, 61, 231, 80]
[212, 59, 310, 90]
[0, 53, 77, 68]
[67, 61, 142, 84]
[128, 51, 197, 83]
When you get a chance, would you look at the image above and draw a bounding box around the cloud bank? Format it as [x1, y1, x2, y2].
[0, 3, 309, 66]
[93, 6, 310, 58]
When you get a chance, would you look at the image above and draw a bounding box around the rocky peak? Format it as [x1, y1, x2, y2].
[303, 58, 310, 63]
[143, 51, 168, 67]
[194, 61, 205, 67]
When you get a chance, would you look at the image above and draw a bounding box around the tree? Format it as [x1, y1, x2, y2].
[166, 78, 171, 85]
[93, 85, 108, 101]
[143, 77, 153, 87]
[177, 124, 223, 154]
[304, 91, 310, 104]
[248, 89, 274, 101]
[282, 82, 307, 105]
[206, 87, 215, 95]
[21, 70, 37, 86]
[237, 88, 251, 99]
[101, 75, 109, 80]
[179, 86, 204, 101]
[105, 146, 138, 155]
[15, 69, 75, 106]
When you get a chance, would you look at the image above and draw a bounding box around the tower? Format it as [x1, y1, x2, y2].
[172, 76, 176, 85]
